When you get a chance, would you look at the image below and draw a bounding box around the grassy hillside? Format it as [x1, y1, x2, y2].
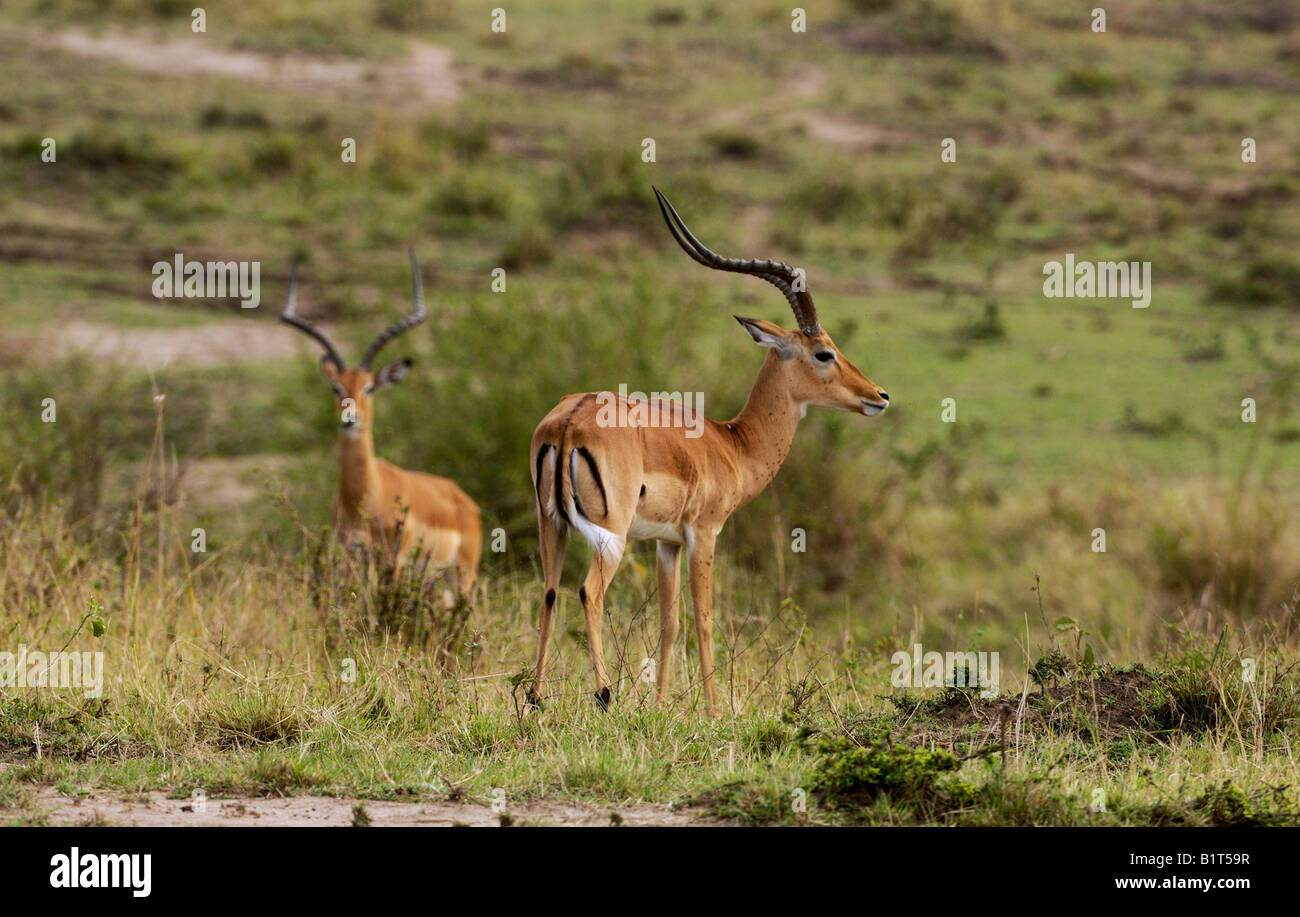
[1, 0, 1298, 824]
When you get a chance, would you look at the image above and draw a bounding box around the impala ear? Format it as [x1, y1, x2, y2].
[734, 316, 793, 358]
[374, 358, 412, 389]
[320, 355, 343, 384]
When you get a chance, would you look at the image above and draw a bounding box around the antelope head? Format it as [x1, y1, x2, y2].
[280, 250, 428, 438]
[654, 187, 889, 417]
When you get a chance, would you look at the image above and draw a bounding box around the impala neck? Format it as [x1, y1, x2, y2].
[337, 426, 381, 516]
[727, 350, 803, 503]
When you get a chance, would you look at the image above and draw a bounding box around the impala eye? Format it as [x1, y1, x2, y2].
[814, 351, 835, 363]
[331, 384, 345, 397]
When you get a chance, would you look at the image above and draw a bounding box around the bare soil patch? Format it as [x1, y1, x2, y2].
[800, 115, 907, 151]
[895, 665, 1161, 750]
[119, 454, 291, 509]
[37, 319, 318, 368]
[7, 787, 725, 827]
[48, 29, 460, 107]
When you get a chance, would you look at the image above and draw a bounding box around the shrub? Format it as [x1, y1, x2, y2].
[1056, 68, 1126, 97]
[811, 737, 961, 807]
[1212, 255, 1300, 306]
[499, 224, 555, 270]
[251, 134, 297, 174]
[953, 302, 1007, 342]
[197, 105, 270, 131]
[427, 175, 512, 221]
[704, 130, 762, 161]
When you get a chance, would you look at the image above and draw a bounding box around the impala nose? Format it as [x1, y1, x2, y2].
[878, 391, 889, 402]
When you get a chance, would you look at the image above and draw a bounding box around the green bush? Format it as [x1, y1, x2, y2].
[811, 737, 961, 807]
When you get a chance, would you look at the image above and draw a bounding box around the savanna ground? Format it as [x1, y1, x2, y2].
[1, 0, 1299, 826]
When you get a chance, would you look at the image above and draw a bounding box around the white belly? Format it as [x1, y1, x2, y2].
[406, 527, 463, 564]
[627, 516, 685, 544]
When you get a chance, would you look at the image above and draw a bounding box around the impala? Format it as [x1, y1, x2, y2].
[281, 251, 481, 597]
[527, 188, 889, 713]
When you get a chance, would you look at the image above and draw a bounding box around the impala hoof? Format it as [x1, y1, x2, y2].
[595, 687, 612, 710]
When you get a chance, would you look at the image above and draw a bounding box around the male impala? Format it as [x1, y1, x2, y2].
[527, 189, 889, 713]
[281, 251, 481, 597]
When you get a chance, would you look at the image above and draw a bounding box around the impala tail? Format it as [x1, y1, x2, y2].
[532, 416, 624, 562]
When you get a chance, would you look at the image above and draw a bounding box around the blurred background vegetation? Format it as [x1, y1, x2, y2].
[1, 0, 1298, 666]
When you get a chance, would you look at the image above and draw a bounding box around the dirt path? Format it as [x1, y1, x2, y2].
[170, 455, 293, 508]
[38, 318, 317, 367]
[48, 28, 460, 107]
[801, 114, 907, 151]
[8, 787, 723, 827]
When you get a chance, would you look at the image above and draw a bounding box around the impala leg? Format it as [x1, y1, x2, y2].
[456, 565, 477, 603]
[529, 522, 568, 707]
[456, 529, 481, 604]
[654, 540, 682, 704]
[580, 542, 625, 708]
[386, 523, 409, 578]
[688, 535, 719, 715]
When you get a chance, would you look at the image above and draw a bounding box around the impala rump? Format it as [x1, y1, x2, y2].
[532, 390, 707, 550]
[532, 399, 628, 561]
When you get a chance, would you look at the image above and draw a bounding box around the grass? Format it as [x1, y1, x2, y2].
[1, 464, 1298, 825]
[1, 0, 1300, 824]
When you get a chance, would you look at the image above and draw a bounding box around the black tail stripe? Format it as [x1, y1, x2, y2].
[534, 446, 549, 510]
[576, 446, 607, 519]
[554, 444, 571, 525]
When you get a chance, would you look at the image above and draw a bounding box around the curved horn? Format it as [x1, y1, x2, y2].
[360, 247, 427, 369]
[653, 187, 820, 336]
[280, 261, 346, 370]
